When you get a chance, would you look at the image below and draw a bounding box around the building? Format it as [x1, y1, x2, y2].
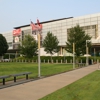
[2, 13, 100, 56]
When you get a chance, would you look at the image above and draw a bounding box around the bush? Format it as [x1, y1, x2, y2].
[11, 56, 100, 63]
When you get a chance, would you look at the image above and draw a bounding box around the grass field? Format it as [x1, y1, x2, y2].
[40, 70, 100, 100]
[0, 62, 73, 82]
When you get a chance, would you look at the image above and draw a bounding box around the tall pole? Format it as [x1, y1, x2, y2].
[73, 43, 75, 69]
[38, 33, 41, 77]
[30, 19, 42, 78]
[86, 40, 88, 66]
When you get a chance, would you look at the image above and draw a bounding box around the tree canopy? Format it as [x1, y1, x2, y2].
[42, 31, 59, 61]
[0, 34, 8, 56]
[20, 34, 38, 58]
[65, 25, 91, 57]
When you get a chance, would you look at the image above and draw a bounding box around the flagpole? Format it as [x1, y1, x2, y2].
[30, 20, 41, 77]
[73, 43, 75, 69]
[30, 19, 41, 78]
[37, 19, 41, 78]
[38, 32, 41, 77]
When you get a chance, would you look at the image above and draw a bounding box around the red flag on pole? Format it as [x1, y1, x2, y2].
[30, 21, 38, 31]
[37, 19, 42, 29]
[13, 29, 21, 36]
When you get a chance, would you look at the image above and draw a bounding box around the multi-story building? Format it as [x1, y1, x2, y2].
[2, 31, 13, 50]
[2, 13, 100, 56]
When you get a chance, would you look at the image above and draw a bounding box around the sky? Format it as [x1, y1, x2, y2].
[0, 0, 100, 33]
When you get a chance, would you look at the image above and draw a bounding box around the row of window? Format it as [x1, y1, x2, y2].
[43, 17, 100, 27]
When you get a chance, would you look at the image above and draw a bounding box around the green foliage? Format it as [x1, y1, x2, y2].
[0, 34, 8, 56]
[13, 56, 73, 63]
[13, 55, 100, 64]
[65, 25, 91, 57]
[19, 34, 38, 58]
[42, 31, 60, 56]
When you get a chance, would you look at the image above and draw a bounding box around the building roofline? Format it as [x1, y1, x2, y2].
[14, 17, 73, 29]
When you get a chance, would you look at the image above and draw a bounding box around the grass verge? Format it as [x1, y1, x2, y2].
[0, 62, 73, 82]
[40, 70, 100, 100]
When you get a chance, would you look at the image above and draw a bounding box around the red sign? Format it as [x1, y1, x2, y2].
[13, 29, 21, 36]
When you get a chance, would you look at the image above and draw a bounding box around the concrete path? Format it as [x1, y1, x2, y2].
[0, 64, 99, 100]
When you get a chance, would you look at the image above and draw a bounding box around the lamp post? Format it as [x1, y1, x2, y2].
[63, 49, 66, 63]
[38, 33, 41, 77]
[30, 19, 42, 78]
[86, 40, 91, 66]
[86, 40, 88, 66]
[73, 43, 75, 69]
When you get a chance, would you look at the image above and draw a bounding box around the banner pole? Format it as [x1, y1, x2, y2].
[38, 32, 41, 77]
[73, 43, 75, 69]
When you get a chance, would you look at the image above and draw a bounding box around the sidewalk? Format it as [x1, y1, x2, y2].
[0, 64, 98, 100]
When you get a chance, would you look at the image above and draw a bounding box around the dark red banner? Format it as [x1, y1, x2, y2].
[13, 29, 21, 36]
[30, 20, 42, 31]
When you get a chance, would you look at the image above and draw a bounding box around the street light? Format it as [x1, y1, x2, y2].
[38, 33, 41, 77]
[73, 43, 75, 69]
[30, 19, 42, 78]
[86, 40, 91, 66]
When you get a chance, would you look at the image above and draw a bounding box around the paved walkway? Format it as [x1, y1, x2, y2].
[0, 64, 99, 100]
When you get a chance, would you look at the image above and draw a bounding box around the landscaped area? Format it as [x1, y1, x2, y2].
[0, 62, 74, 82]
[39, 70, 100, 100]
[1, 62, 99, 100]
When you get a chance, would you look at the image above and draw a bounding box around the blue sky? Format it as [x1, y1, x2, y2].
[0, 0, 100, 33]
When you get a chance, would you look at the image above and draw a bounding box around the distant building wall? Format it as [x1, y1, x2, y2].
[2, 13, 100, 56]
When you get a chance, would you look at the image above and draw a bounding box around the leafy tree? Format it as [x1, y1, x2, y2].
[42, 31, 59, 62]
[20, 34, 38, 58]
[0, 34, 8, 57]
[65, 25, 91, 57]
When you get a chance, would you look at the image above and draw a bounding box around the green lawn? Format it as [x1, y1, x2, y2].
[40, 70, 100, 100]
[0, 62, 73, 82]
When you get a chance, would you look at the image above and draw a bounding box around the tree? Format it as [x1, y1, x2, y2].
[65, 25, 91, 57]
[20, 34, 38, 58]
[42, 31, 59, 62]
[0, 34, 8, 57]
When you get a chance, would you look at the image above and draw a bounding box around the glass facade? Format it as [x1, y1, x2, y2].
[42, 19, 67, 46]
[67, 25, 97, 39]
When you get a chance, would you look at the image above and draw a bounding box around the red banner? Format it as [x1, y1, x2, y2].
[30, 20, 42, 31]
[37, 19, 42, 29]
[30, 21, 38, 31]
[13, 29, 21, 36]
